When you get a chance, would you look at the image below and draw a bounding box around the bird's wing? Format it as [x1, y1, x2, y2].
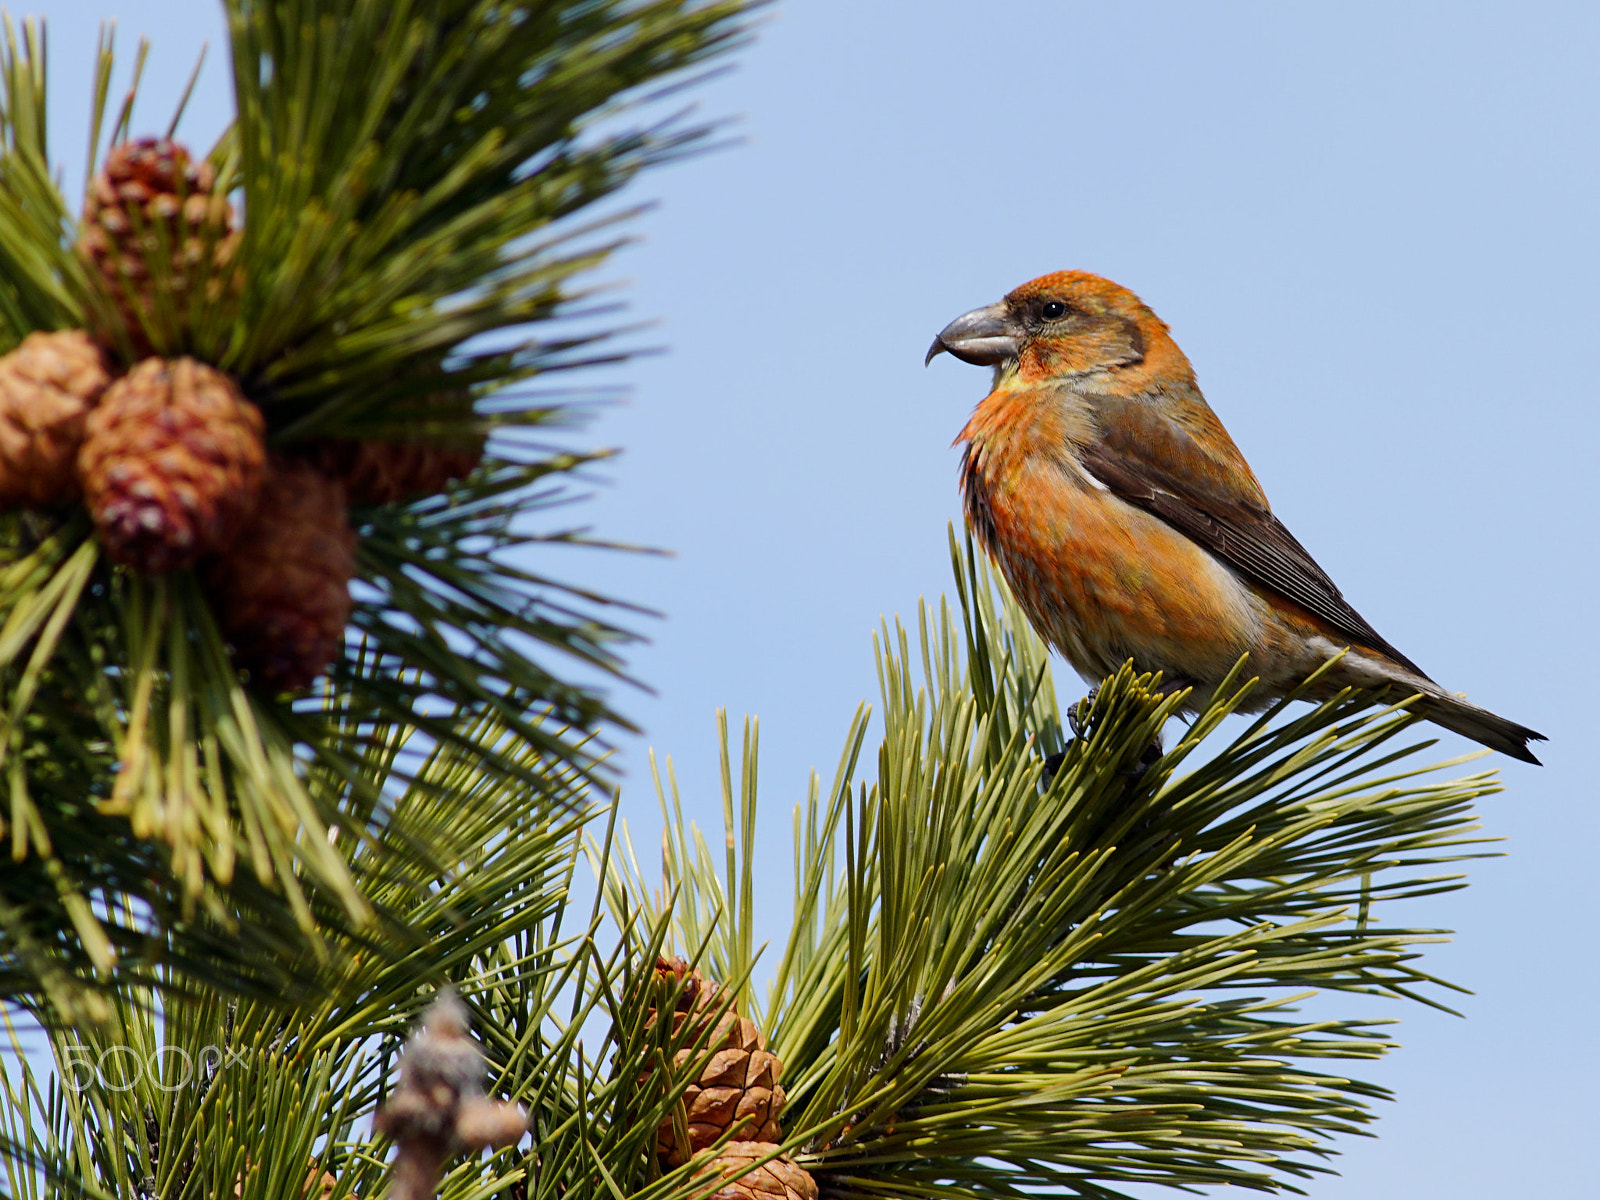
[1078, 393, 1430, 679]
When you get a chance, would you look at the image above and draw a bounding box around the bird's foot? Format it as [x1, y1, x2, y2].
[1067, 686, 1100, 739]
[1039, 688, 1099, 786]
[1044, 685, 1163, 785]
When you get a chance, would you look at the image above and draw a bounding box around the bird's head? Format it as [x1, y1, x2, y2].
[926, 270, 1189, 388]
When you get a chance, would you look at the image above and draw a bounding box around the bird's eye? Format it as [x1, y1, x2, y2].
[1041, 300, 1068, 320]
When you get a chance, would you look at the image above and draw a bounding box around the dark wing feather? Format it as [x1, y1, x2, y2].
[1078, 400, 1431, 680]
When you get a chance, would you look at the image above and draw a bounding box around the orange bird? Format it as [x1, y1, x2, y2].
[927, 270, 1544, 764]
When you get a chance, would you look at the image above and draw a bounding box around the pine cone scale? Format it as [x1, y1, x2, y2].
[700, 1144, 818, 1200]
[204, 456, 355, 693]
[79, 357, 265, 573]
[78, 138, 236, 356]
[643, 957, 809, 1191]
[0, 331, 111, 508]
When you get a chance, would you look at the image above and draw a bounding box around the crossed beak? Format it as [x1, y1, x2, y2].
[925, 301, 1020, 367]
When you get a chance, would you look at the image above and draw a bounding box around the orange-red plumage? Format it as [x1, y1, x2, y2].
[929, 270, 1543, 764]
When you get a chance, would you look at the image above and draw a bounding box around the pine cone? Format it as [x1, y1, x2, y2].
[301, 377, 484, 505]
[697, 1144, 817, 1200]
[0, 331, 111, 508]
[79, 357, 266, 572]
[204, 456, 354, 693]
[78, 137, 237, 355]
[304, 435, 483, 507]
[647, 958, 787, 1167]
[653, 956, 731, 1016]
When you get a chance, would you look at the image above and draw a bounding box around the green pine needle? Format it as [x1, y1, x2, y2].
[0, 533, 1514, 1199]
[603, 530, 1502, 1199]
[0, 0, 761, 1006]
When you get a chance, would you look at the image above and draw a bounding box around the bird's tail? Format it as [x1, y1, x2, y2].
[1409, 687, 1545, 765]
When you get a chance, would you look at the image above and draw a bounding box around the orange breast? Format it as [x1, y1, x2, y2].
[959, 387, 1260, 684]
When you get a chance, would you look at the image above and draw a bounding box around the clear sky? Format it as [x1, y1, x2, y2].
[32, 1, 1600, 1196]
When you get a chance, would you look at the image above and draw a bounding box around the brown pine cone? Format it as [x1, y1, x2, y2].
[653, 956, 733, 1016]
[78, 137, 237, 355]
[697, 1144, 817, 1200]
[647, 958, 786, 1167]
[0, 331, 112, 508]
[661, 1018, 785, 1165]
[303, 435, 483, 507]
[204, 456, 355, 693]
[300, 374, 484, 505]
[78, 358, 266, 572]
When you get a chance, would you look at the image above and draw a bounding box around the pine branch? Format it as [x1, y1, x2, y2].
[0, 0, 761, 1006]
[3, 530, 1513, 1198]
[0, 692, 775, 1200]
[604, 531, 1504, 1199]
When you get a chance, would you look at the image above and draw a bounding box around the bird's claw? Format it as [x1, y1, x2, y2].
[1044, 684, 1162, 787]
[1067, 686, 1100, 739]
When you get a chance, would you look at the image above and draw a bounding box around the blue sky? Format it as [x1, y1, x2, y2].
[32, 1, 1600, 1196]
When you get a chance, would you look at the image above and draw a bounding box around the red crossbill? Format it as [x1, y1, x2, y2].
[927, 270, 1543, 764]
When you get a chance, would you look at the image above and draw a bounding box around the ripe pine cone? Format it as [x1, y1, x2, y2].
[697, 1143, 817, 1200]
[301, 378, 484, 505]
[647, 957, 786, 1167]
[0, 331, 111, 508]
[79, 358, 266, 573]
[204, 456, 355, 693]
[303, 434, 483, 507]
[77, 137, 237, 355]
